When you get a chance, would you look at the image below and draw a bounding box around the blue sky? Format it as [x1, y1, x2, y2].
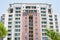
[0, 0, 60, 15]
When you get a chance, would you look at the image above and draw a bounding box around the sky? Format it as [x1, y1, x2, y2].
[0, 0, 60, 31]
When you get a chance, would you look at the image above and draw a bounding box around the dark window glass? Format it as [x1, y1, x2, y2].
[8, 30, 11, 32]
[41, 8, 46, 10]
[49, 19, 53, 21]
[42, 21, 47, 24]
[55, 19, 57, 21]
[15, 18, 20, 20]
[48, 9, 51, 13]
[26, 6, 30, 9]
[15, 21, 20, 24]
[15, 14, 21, 16]
[50, 26, 53, 28]
[42, 25, 46, 28]
[41, 11, 46, 13]
[9, 15, 12, 17]
[8, 34, 11, 36]
[7, 38, 11, 40]
[8, 22, 12, 24]
[41, 14, 46, 16]
[16, 7, 21, 10]
[42, 29, 46, 32]
[15, 25, 20, 28]
[15, 29, 20, 32]
[15, 37, 20, 40]
[10, 8, 13, 13]
[8, 26, 11, 28]
[49, 22, 53, 24]
[49, 15, 52, 17]
[56, 26, 58, 28]
[16, 11, 21, 13]
[8, 18, 12, 20]
[32, 6, 36, 9]
[55, 15, 57, 17]
[15, 33, 20, 36]
[42, 18, 46, 20]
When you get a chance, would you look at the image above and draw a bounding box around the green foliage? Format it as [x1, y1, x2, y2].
[0, 22, 8, 38]
[46, 28, 60, 40]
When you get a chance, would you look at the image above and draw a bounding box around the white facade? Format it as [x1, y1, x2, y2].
[1, 3, 59, 40]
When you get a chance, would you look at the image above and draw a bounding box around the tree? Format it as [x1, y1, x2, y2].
[0, 22, 8, 40]
[46, 28, 60, 40]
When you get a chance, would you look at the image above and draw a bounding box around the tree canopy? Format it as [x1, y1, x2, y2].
[46, 28, 60, 40]
[0, 22, 8, 38]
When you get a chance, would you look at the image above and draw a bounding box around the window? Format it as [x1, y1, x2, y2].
[55, 18, 57, 21]
[15, 37, 20, 40]
[8, 18, 12, 21]
[55, 15, 57, 17]
[41, 11, 46, 13]
[41, 8, 46, 10]
[42, 29, 46, 32]
[55, 22, 58, 24]
[56, 26, 58, 28]
[50, 26, 53, 28]
[25, 10, 29, 12]
[16, 11, 21, 13]
[29, 27, 33, 29]
[29, 35, 33, 37]
[29, 10, 33, 13]
[15, 21, 20, 24]
[35, 17, 37, 19]
[8, 26, 11, 28]
[25, 17, 27, 19]
[10, 8, 13, 13]
[15, 18, 20, 20]
[36, 38, 38, 40]
[3, 14, 5, 16]
[2, 18, 5, 20]
[42, 33, 46, 36]
[49, 22, 53, 25]
[35, 21, 37, 23]
[49, 19, 53, 21]
[15, 25, 20, 28]
[9, 15, 12, 17]
[15, 29, 20, 32]
[15, 14, 21, 16]
[42, 37, 48, 40]
[49, 15, 52, 17]
[8, 22, 12, 24]
[7, 38, 11, 40]
[42, 18, 46, 20]
[15, 33, 20, 36]
[8, 34, 11, 36]
[35, 29, 38, 31]
[29, 24, 33, 26]
[25, 25, 27, 27]
[42, 25, 46, 28]
[26, 6, 30, 9]
[48, 9, 51, 13]
[41, 14, 46, 16]
[34, 10, 37, 13]
[8, 30, 11, 32]
[42, 21, 47, 24]
[16, 7, 21, 10]
[29, 31, 33, 33]
[32, 6, 36, 9]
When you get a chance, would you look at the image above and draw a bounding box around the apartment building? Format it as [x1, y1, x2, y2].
[1, 3, 59, 40]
